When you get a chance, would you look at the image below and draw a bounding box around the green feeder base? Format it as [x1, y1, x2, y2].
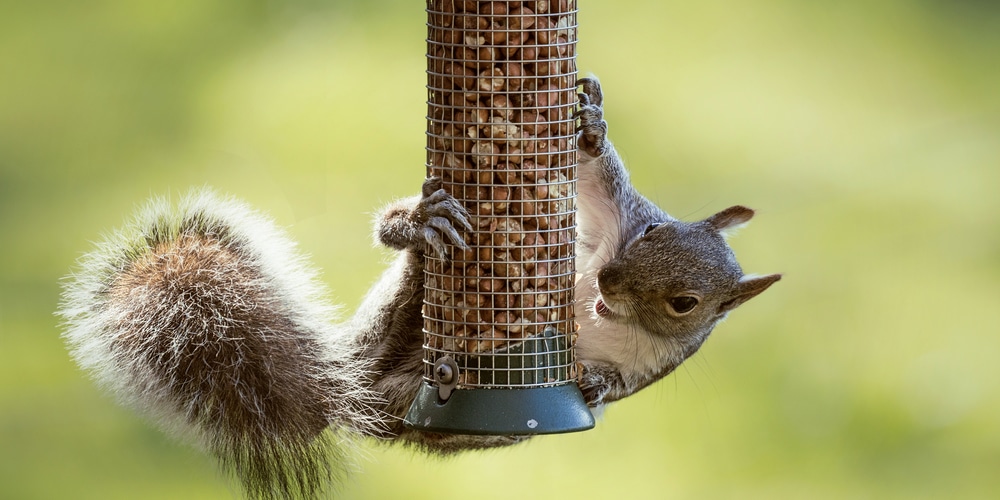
[403, 382, 595, 435]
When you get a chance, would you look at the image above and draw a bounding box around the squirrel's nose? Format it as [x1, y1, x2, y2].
[597, 263, 624, 294]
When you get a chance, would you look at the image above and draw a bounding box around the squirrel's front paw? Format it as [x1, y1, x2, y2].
[416, 177, 473, 259]
[575, 77, 609, 158]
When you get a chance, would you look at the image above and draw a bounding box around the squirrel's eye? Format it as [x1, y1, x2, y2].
[668, 296, 699, 315]
[642, 223, 662, 237]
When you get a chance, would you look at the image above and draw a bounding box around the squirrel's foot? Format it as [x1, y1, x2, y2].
[577, 77, 604, 108]
[414, 177, 473, 259]
[575, 77, 609, 158]
[577, 360, 623, 407]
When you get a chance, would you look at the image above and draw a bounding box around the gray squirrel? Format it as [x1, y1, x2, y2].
[58, 77, 779, 499]
[572, 77, 782, 406]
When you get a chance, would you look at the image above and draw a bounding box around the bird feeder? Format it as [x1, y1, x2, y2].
[405, 0, 594, 434]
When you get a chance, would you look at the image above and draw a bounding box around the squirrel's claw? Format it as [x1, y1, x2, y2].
[423, 225, 448, 260]
[423, 189, 473, 233]
[576, 77, 604, 108]
[424, 216, 468, 259]
[575, 78, 609, 158]
[575, 107, 608, 159]
[418, 177, 472, 259]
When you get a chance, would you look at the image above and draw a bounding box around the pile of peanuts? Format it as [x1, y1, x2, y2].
[422, 0, 579, 383]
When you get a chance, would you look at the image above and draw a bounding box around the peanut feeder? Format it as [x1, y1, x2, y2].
[404, 0, 594, 435]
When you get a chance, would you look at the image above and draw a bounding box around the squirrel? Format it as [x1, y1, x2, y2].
[58, 77, 779, 499]
[571, 77, 782, 408]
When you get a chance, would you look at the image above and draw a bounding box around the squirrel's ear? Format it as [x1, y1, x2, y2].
[718, 274, 782, 314]
[706, 206, 755, 238]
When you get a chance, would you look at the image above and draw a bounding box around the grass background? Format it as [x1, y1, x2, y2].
[2, 0, 999, 498]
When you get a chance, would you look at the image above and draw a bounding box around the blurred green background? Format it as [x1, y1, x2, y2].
[2, 0, 999, 498]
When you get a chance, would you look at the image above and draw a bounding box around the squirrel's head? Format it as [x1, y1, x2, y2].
[594, 205, 781, 348]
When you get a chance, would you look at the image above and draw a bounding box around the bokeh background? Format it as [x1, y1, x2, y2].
[2, 0, 999, 498]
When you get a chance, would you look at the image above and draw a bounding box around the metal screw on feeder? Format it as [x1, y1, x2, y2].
[404, 0, 594, 434]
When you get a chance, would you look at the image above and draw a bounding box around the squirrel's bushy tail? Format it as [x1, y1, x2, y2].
[59, 190, 381, 499]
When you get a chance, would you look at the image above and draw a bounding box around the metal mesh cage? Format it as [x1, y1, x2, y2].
[423, 0, 580, 392]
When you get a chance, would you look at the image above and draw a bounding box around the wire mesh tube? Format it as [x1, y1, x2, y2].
[424, 0, 578, 387]
[405, 0, 593, 435]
